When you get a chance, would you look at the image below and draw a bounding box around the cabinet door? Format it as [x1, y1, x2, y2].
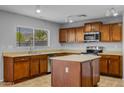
[14, 57, 30, 81]
[92, 22, 101, 31]
[40, 55, 48, 74]
[109, 56, 120, 76]
[67, 28, 76, 42]
[81, 61, 92, 87]
[91, 59, 100, 86]
[52, 60, 81, 87]
[59, 29, 67, 43]
[100, 24, 110, 42]
[30, 56, 40, 77]
[75, 27, 84, 42]
[110, 23, 122, 41]
[99, 58, 108, 74]
[84, 23, 92, 32]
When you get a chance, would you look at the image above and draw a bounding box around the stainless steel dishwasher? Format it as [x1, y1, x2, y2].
[48, 54, 55, 73]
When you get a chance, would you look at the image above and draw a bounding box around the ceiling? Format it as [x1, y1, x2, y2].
[0, 5, 124, 24]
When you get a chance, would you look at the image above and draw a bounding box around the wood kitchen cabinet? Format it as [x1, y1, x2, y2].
[39, 55, 48, 74]
[75, 27, 84, 42]
[59, 28, 68, 43]
[4, 55, 48, 83]
[30, 56, 40, 77]
[51, 58, 100, 87]
[59, 27, 84, 43]
[67, 28, 76, 43]
[91, 59, 100, 86]
[84, 22, 102, 32]
[4, 56, 30, 82]
[109, 56, 120, 76]
[14, 57, 30, 81]
[100, 23, 122, 42]
[110, 23, 122, 42]
[81, 61, 92, 87]
[52, 60, 81, 87]
[99, 56, 108, 74]
[100, 24, 110, 42]
[99, 55, 122, 77]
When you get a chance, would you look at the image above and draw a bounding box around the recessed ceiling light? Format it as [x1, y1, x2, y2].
[35, 5, 41, 14]
[69, 19, 73, 23]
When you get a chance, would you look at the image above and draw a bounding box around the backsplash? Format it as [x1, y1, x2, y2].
[61, 42, 122, 51]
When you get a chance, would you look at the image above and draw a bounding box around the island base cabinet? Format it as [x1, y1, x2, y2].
[51, 60, 81, 87]
[91, 59, 100, 86]
[81, 62, 92, 87]
[51, 59, 100, 87]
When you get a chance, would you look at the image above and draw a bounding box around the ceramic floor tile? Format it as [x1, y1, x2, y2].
[0, 75, 124, 87]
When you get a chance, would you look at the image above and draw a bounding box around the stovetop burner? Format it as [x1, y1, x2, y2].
[81, 46, 104, 55]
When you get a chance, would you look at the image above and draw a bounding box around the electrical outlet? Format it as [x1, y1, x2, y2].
[65, 67, 69, 73]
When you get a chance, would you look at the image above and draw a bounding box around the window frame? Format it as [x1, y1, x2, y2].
[16, 26, 50, 48]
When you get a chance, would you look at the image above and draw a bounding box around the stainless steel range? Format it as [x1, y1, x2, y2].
[81, 46, 103, 55]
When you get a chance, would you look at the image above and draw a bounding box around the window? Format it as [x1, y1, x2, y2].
[34, 29, 48, 46]
[16, 27, 33, 46]
[16, 27, 49, 47]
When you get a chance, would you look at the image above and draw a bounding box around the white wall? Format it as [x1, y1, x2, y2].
[61, 16, 122, 52]
[0, 10, 61, 81]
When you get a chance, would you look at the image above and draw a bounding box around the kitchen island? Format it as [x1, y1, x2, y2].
[50, 54, 101, 87]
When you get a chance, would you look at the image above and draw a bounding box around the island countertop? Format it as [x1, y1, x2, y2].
[49, 54, 101, 62]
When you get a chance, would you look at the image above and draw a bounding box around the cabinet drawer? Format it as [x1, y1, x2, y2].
[109, 56, 120, 59]
[31, 55, 41, 59]
[100, 55, 110, 59]
[14, 57, 30, 62]
[40, 55, 48, 59]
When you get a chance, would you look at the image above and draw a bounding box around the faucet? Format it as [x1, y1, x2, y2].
[28, 38, 33, 54]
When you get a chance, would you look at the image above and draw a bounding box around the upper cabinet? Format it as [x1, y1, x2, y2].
[59, 22, 122, 43]
[110, 23, 122, 42]
[75, 27, 84, 42]
[59, 27, 84, 43]
[100, 23, 122, 42]
[59, 29, 68, 43]
[67, 28, 76, 43]
[100, 24, 110, 42]
[84, 22, 102, 32]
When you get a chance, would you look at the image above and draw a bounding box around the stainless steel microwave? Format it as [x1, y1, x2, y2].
[84, 32, 101, 42]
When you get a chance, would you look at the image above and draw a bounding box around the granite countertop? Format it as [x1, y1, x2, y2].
[49, 54, 101, 62]
[98, 51, 122, 56]
[2, 49, 83, 57]
[2, 49, 122, 57]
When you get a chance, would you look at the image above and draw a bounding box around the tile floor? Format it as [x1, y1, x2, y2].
[0, 74, 124, 87]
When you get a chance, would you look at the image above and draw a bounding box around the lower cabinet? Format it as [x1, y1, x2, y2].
[39, 55, 48, 74]
[4, 55, 48, 83]
[99, 55, 122, 77]
[30, 56, 40, 77]
[14, 57, 30, 81]
[91, 59, 100, 86]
